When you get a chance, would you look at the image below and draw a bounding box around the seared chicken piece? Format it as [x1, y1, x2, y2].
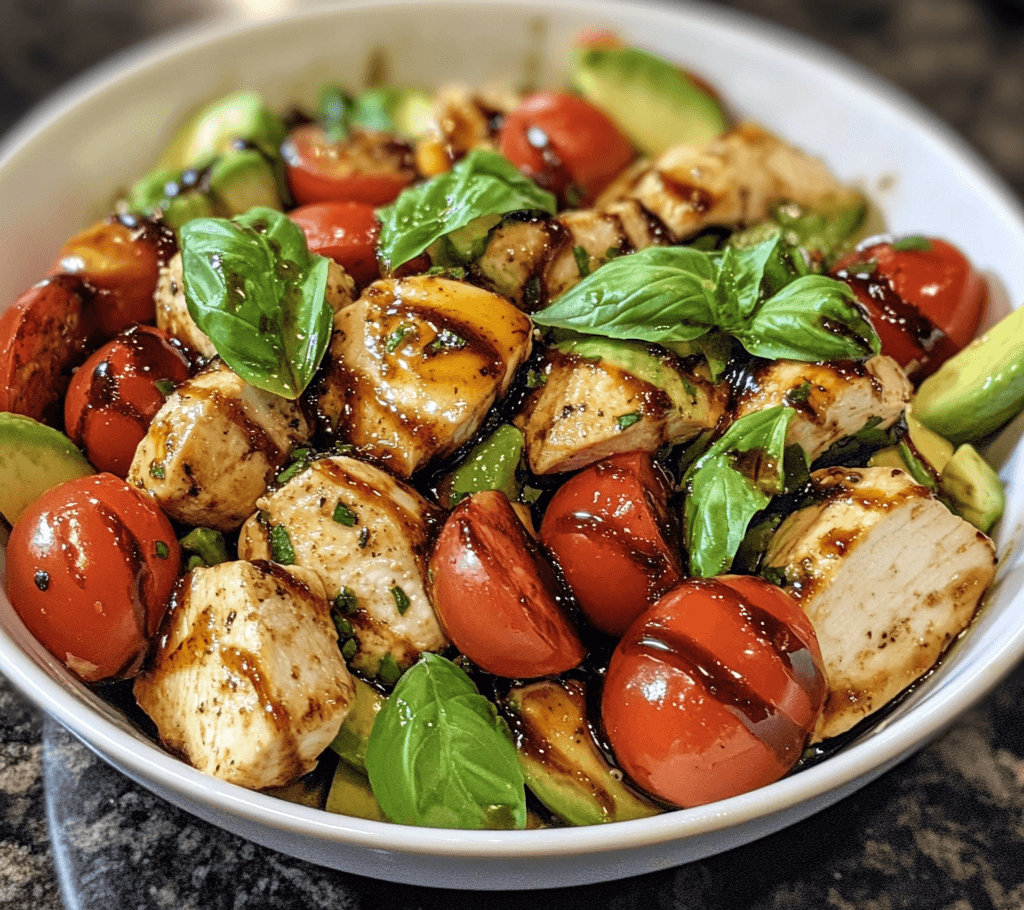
[128, 360, 311, 530]
[477, 201, 669, 309]
[732, 355, 912, 461]
[134, 559, 355, 791]
[315, 276, 533, 477]
[610, 121, 857, 242]
[518, 344, 727, 475]
[238, 455, 445, 679]
[155, 253, 357, 360]
[764, 465, 997, 741]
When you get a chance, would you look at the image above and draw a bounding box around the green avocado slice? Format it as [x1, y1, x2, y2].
[0, 413, 94, 526]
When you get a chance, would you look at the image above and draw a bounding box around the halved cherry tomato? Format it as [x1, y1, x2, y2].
[428, 489, 586, 678]
[5, 473, 181, 682]
[498, 91, 635, 207]
[539, 452, 683, 637]
[601, 575, 826, 808]
[54, 215, 172, 337]
[0, 275, 89, 424]
[289, 201, 381, 287]
[282, 124, 417, 207]
[64, 325, 193, 478]
[832, 236, 987, 380]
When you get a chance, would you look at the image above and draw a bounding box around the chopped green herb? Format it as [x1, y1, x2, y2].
[786, 380, 813, 404]
[334, 616, 354, 637]
[842, 258, 877, 276]
[149, 461, 166, 479]
[604, 245, 623, 260]
[425, 265, 467, 280]
[426, 328, 467, 353]
[270, 524, 296, 565]
[762, 565, 790, 587]
[892, 235, 933, 253]
[522, 275, 542, 310]
[342, 638, 359, 660]
[616, 412, 641, 430]
[386, 323, 416, 352]
[332, 501, 358, 526]
[155, 540, 170, 560]
[391, 585, 411, 615]
[572, 245, 591, 277]
[378, 653, 403, 687]
[333, 586, 359, 613]
[276, 459, 307, 484]
[154, 379, 177, 397]
[525, 369, 547, 389]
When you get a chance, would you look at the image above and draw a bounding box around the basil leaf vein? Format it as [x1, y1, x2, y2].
[180, 207, 332, 399]
[376, 148, 557, 271]
[365, 653, 526, 829]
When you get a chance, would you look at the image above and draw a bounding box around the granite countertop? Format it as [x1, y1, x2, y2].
[3, 0, 1024, 907]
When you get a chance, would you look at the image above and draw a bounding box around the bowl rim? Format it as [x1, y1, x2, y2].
[3, 0, 1024, 869]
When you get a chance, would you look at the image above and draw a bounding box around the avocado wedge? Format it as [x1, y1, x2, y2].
[0, 413, 94, 526]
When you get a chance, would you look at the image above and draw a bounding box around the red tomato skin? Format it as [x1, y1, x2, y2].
[498, 92, 635, 206]
[0, 276, 89, 424]
[539, 452, 683, 637]
[55, 216, 170, 336]
[832, 237, 987, 379]
[64, 325, 193, 478]
[289, 201, 381, 287]
[282, 124, 415, 207]
[428, 490, 586, 679]
[5, 474, 181, 682]
[601, 575, 826, 808]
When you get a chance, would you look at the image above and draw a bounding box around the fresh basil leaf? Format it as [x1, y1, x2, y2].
[365, 653, 526, 829]
[316, 83, 355, 141]
[713, 237, 780, 322]
[739, 274, 881, 361]
[180, 207, 332, 399]
[533, 245, 720, 344]
[684, 407, 800, 577]
[376, 149, 557, 271]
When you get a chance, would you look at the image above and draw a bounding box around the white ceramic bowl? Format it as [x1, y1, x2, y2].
[3, 0, 1024, 890]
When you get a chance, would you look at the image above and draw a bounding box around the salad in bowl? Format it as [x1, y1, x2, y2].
[0, 0, 1022, 887]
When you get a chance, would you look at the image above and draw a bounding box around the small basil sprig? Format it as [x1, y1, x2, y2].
[683, 406, 807, 577]
[180, 207, 332, 399]
[532, 237, 880, 363]
[376, 148, 557, 272]
[364, 653, 527, 829]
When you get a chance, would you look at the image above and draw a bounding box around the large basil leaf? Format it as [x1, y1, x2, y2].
[180, 207, 332, 399]
[684, 406, 802, 577]
[376, 149, 557, 271]
[533, 236, 878, 363]
[364, 653, 527, 829]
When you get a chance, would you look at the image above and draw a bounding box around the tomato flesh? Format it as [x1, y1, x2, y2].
[429, 490, 586, 678]
[498, 91, 634, 207]
[832, 236, 987, 379]
[539, 452, 682, 637]
[282, 124, 416, 207]
[64, 325, 193, 478]
[289, 201, 381, 287]
[601, 575, 826, 808]
[5, 473, 181, 682]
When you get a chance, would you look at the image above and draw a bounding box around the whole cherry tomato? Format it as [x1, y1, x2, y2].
[282, 124, 417, 207]
[428, 489, 586, 679]
[54, 215, 172, 337]
[498, 91, 635, 207]
[5, 473, 181, 682]
[289, 201, 381, 287]
[601, 575, 826, 808]
[539, 452, 683, 637]
[0, 275, 89, 424]
[832, 236, 987, 380]
[64, 325, 193, 478]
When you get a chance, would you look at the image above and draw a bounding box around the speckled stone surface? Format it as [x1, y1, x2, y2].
[2, 0, 1024, 907]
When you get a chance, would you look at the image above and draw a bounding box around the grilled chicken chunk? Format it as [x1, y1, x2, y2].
[134, 559, 355, 791]
[315, 276, 533, 477]
[764, 465, 997, 741]
[518, 343, 727, 475]
[238, 455, 446, 679]
[732, 355, 913, 461]
[155, 252, 356, 360]
[128, 360, 311, 530]
[609, 121, 857, 242]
